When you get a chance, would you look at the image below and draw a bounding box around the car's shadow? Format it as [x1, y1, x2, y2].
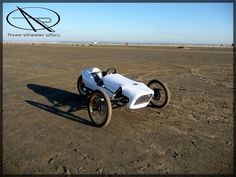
[26, 84, 95, 127]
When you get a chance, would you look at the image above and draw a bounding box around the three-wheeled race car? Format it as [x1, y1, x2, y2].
[77, 67, 170, 127]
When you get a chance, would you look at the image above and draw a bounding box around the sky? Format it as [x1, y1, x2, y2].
[3, 3, 233, 44]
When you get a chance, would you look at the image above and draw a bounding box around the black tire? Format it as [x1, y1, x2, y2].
[106, 68, 117, 74]
[147, 79, 170, 108]
[77, 75, 87, 96]
[88, 90, 112, 127]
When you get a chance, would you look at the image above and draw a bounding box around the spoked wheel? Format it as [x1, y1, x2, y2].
[77, 75, 88, 96]
[147, 79, 170, 108]
[88, 90, 112, 127]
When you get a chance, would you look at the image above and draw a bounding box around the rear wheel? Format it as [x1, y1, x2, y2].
[88, 90, 112, 127]
[77, 75, 87, 96]
[147, 79, 170, 108]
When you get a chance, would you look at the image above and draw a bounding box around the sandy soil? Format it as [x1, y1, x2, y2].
[3, 44, 233, 174]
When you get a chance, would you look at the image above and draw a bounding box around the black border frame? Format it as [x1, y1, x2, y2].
[1, 0, 235, 176]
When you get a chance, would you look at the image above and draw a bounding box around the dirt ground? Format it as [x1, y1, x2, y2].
[3, 44, 233, 174]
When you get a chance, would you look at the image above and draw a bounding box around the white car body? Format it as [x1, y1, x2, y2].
[81, 67, 154, 109]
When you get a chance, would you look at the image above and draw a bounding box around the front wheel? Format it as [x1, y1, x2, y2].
[88, 90, 112, 127]
[147, 79, 170, 108]
[77, 75, 88, 96]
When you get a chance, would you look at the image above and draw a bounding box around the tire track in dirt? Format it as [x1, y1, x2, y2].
[190, 68, 232, 89]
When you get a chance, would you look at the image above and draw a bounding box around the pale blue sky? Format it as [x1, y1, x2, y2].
[3, 3, 233, 44]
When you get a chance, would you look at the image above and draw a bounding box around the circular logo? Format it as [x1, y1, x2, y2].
[6, 7, 60, 32]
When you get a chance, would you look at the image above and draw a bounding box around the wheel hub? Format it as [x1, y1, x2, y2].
[154, 88, 161, 100]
